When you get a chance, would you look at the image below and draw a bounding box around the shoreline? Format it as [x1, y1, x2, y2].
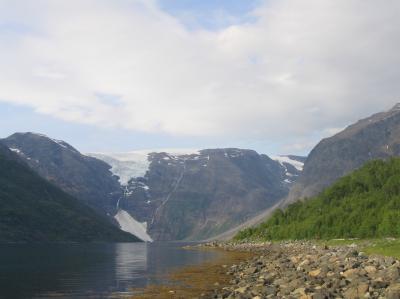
[131, 245, 254, 298]
[131, 241, 400, 298]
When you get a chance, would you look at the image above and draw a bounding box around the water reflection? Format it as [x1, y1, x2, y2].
[0, 242, 219, 299]
[114, 243, 147, 295]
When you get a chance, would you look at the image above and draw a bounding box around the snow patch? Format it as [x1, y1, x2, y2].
[114, 210, 153, 242]
[52, 139, 68, 149]
[9, 148, 21, 154]
[128, 181, 150, 192]
[9, 147, 33, 161]
[28, 132, 48, 138]
[224, 149, 244, 159]
[272, 155, 304, 171]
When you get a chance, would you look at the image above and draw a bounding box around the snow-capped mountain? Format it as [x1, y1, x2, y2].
[1, 132, 305, 242]
[92, 148, 301, 241]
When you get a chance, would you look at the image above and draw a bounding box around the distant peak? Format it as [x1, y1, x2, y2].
[12, 132, 47, 137]
[8, 132, 79, 153]
[11, 132, 55, 140]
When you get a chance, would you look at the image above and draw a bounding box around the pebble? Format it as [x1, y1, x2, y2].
[201, 240, 400, 299]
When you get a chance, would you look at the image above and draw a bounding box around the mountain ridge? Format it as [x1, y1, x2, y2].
[287, 103, 400, 203]
[2, 132, 305, 241]
[2, 132, 123, 215]
[0, 143, 140, 242]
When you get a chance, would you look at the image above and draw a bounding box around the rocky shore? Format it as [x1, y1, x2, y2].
[201, 241, 400, 299]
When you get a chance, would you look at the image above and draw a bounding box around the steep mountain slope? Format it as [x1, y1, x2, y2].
[2, 133, 122, 215]
[204, 155, 306, 241]
[288, 103, 400, 202]
[0, 144, 139, 242]
[236, 158, 400, 240]
[91, 149, 299, 240]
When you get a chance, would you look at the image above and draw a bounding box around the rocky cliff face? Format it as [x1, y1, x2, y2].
[288, 103, 400, 202]
[92, 149, 303, 241]
[2, 132, 122, 215]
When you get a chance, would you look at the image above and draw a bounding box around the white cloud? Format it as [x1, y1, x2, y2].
[0, 0, 400, 149]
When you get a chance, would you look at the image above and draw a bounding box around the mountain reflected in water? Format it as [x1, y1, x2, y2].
[0, 242, 220, 299]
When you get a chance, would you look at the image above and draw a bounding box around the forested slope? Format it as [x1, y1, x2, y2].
[236, 158, 400, 240]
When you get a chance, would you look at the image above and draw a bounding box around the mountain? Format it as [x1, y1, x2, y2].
[287, 103, 400, 203]
[2, 133, 122, 215]
[0, 143, 139, 242]
[90, 149, 302, 240]
[235, 158, 400, 240]
[2, 132, 304, 241]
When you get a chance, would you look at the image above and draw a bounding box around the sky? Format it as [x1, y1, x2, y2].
[0, 0, 400, 155]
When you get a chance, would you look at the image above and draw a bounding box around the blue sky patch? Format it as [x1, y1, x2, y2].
[158, 0, 263, 30]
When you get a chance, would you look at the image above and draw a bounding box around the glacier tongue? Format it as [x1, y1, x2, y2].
[87, 152, 150, 185]
[114, 209, 153, 242]
[87, 149, 200, 186]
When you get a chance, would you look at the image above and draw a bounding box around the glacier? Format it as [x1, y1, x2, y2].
[88, 148, 199, 185]
[87, 152, 151, 185]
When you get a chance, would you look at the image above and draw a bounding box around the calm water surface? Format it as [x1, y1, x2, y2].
[0, 242, 221, 299]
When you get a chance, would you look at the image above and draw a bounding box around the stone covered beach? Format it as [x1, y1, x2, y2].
[133, 241, 400, 299]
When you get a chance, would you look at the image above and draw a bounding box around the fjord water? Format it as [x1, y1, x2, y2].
[0, 242, 221, 299]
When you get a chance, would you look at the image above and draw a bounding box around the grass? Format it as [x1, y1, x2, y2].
[363, 239, 400, 259]
[316, 238, 400, 259]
